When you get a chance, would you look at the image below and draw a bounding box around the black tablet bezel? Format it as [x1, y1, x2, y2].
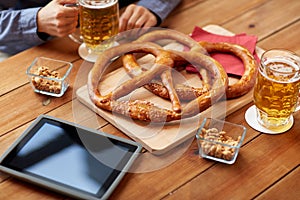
[0, 115, 142, 200]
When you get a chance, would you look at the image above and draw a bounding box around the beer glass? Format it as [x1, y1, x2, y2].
[253, 49, 300, 131]
[78, 0, 119, 54]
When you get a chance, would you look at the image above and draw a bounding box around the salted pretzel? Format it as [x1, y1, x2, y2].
[123, 30, 257, 101]
[88, 41, 228, 122]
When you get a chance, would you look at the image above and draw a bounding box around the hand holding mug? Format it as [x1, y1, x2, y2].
[38, 0, 79, 37]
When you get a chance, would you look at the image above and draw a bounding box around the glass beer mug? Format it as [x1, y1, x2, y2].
[78, 0, 119, 54]
[253, 49, 300, 131]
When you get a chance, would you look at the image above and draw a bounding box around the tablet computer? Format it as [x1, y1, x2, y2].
[0, 115, 142, 200]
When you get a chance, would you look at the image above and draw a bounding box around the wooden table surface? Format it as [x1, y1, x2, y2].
[0, 0, 299, 199]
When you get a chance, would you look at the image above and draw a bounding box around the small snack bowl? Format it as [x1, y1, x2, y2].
[196, 118, 246, 164]
[26, 57, 73, 97]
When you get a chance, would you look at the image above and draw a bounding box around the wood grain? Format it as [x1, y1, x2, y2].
[224, 0, 300, 40]
[0, 0, 299, 199]
[256, 167, 300, 200]
[162, 0, 270, 33]
[257, 21, 300, 54]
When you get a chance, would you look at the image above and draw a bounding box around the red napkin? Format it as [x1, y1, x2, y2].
[186, 26, 259, 76]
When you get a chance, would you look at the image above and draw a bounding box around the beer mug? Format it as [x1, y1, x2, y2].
[253, 49, 300, 131]
[78, 0, 119, 54]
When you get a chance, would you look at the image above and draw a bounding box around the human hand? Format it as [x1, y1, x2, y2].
[37, 0, 79, 37]
[119, 4, 158, 32]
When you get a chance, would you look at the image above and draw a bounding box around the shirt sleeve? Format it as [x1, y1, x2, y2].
[0, 7, 47, 55]
[137, 0, 181, 25]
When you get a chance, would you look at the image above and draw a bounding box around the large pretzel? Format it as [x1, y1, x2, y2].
[88, 40, 228, 122]
[123, 30, 257, 101]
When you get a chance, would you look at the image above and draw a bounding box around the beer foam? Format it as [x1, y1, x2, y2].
[79, 0, 117, 9]
[262, 57, 300, 83]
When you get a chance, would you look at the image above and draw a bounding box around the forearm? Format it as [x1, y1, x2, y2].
[0, 8, 47, 54]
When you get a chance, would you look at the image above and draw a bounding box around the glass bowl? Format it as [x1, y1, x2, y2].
[196, 118, 246, 164]
[26, 57, 73, 97]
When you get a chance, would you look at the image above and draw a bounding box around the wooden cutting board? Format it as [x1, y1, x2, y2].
[76, 24, 264, 154]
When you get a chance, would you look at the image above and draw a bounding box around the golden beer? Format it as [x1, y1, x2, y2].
[79, 0, 119, 53]
[253, 50, 300, 130]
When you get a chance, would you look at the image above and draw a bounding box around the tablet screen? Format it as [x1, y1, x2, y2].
[0, 116, 141, 199]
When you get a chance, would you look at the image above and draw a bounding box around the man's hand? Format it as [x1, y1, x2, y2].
[37, 0, 79, 37]
[119, 4, 158, 32]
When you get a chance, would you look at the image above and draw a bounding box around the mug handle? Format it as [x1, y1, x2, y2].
[296, 92, 300, 112]
[64, 3, 83, 44]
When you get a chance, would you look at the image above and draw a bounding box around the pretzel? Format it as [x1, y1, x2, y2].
[122, 29, 212, 103]
[198, 41, 258, 98]
[88, 41, 228, 122]
[124, 39, 257, 100]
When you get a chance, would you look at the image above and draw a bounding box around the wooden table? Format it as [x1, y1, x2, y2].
[0, 0, 299, 199]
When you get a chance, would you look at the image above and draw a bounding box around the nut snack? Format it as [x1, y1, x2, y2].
[31, 66, 62, 94]
[26, 57, 73, 97]
[196, 118, 246, 164]
[199, 127, 241, 161]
